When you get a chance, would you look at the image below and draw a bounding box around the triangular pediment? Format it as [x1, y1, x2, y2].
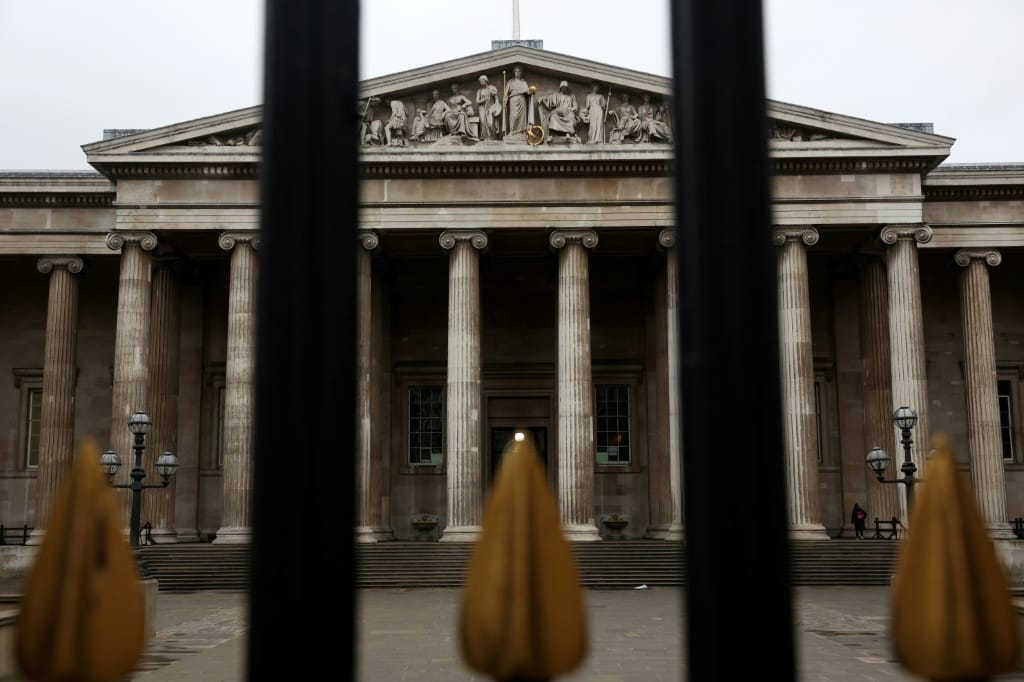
[80, 46, 953, 172]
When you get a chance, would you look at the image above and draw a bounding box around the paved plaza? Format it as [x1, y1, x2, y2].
[6, 587, 1024, 680]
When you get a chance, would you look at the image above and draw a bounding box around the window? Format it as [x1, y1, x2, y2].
[595, 384, 630, 464]
[999, 379, 1015, 461]
[25, 388, 42, 468]
[408, 386, 443, 465]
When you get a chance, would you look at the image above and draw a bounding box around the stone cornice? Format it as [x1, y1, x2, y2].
[880, 224, 933, 245]
[106, 231, 158, 251]
[954, 249, 1002, 268]
[218, 231, 261, 252]
[98, 164, 258, 180]
[439, 230, 488, 251]
[772, 227, 819, 247]
[925, 185, 1024, 201]
[358, 231, 380, 251]
[549, 230, 598, 249]
[0, 192, 115, 208]
[36, 257, 84, 275]
[658, 229, 677, 249]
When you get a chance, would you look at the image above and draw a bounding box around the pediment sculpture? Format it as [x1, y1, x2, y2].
[360, 65, 673, 148]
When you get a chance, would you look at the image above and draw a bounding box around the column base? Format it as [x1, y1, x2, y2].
[987, 524, 1019, 541]
[148, 528, 179, 544]
[212, 527, 252, 545]
[439, 525, 482, 543]
[25, 529, 45, 546]
[355, 526, 395, 543]
[663, 523, 685, 541]
[788, 524, 830, 541]
[645, 524, 670, 540]
[563, 525, 602, 542]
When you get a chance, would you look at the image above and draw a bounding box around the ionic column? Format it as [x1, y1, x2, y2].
[550, 229, 601, 541]
[660, 229, 684, 540]
[145, 260, 181, 543]
[439, 230, 487, 543]
[215, 232, 259, 544]
[29, 257, 84, 544]
[773, 227, 827, 539]
[106, 231, 157, 523]
[355, 231, 390, 542]
[881, 224, 932, 521]
[955, 249, 1013, 537]
[857, 258, 900, 523]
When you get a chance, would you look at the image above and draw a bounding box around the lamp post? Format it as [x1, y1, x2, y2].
[101, 410, 179, 548]
[865, 405, 918, 513]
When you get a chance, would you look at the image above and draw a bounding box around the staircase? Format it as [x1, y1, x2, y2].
[140, 538, 900, 592]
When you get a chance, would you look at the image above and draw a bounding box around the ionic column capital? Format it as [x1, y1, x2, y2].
[880, 224, 933, 245]
[218, 231, 261, 252]
[105, 231, 158, 252]
[36, 256, 84, 275]
[358, 230, 380, 251]
[955, 249, 1002, 268]
[772, 227, 819, 247]
[549, 229, 598, 249]
[439, 230, 487, 251]
[658, 228, 677, 249]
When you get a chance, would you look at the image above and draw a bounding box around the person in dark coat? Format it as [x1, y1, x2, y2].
[851, 503, 867, 539]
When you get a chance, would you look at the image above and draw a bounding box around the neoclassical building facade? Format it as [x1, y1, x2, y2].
[3, 47, 1024, 545]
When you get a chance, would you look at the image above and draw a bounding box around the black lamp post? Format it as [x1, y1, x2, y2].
[865, 405, 918, 512]
[101, 410, 179, 548]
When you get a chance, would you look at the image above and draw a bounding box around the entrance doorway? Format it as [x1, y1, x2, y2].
[490, 426, 548, 477]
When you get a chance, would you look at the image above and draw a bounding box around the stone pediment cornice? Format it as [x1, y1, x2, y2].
[924, 164, 1024, 201]
[359, 46, 671, 99]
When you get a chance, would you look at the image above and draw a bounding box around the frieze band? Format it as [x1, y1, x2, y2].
[772, 227, 819, 247]
[549, 230, 598, 249]
[439, 230, 488, 251]
[105, 231, 158, 252]
[218, 231, 261, 252]
[954, 249, 1002, 268]
[36, 256, 84, 275]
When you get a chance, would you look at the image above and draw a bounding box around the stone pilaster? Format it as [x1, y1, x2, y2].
[106, 231, 157, 523]
[881, 224, 932, 521]
[857, 258, 900, 524]
[29, 257, 83, 544]
[550, 229, 602, 541]
[773, 227, 827, 539]
[214, 232, 259, 544]
[955, 249, 1013, 538]
[145, 260, 181, 543]
[439, 230, 487, 543]
[355, 231, 391, 543]
[659, 229, 684, 540]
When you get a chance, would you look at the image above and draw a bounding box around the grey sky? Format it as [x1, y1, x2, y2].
[1, 0, 1021, 169]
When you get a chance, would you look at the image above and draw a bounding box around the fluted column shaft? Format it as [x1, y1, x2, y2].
[660, 229, 684, 539]
[882, 225, 932, 520]
[439, 230, 487, 542]
[106, 232, 157, 523]
[551, 230, 601, 541]
[356, 231, 387, 542]
[956, 249, 1012, 536]
[146, 262, 181, 542]
[31, 257, 83, 541]
[215, 232, 259, 544]
[774, 228, 826, 538]
[858, 259, 900, 522]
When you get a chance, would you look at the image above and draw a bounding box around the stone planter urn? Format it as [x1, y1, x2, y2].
[602, 514, 628, 540]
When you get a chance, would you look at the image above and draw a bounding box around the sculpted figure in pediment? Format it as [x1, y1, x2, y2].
[476, 75, 501, 140]
[638, 93, 672, 143]
[609, 92, 643, 144]
[361, 96, 385, 146]
[422, 90, 448, 143]
[384, 97, 408, 147]
[538, 81, 581, 143]
[503, 64, 532, 137]
[444, 82, 478, 140]
[579, 83, 609, 144]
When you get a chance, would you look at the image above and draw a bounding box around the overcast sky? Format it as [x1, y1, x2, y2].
[1, 0, 1022, 169]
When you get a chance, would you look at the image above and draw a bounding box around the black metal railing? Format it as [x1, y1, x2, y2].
[872, 517, 904, 540]
[1014, 517, 1024, 539]
[0, 524, 32, 545]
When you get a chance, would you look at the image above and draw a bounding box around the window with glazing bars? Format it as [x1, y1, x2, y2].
[595, 384, 630, 463]
[409, 386, 443, 465]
